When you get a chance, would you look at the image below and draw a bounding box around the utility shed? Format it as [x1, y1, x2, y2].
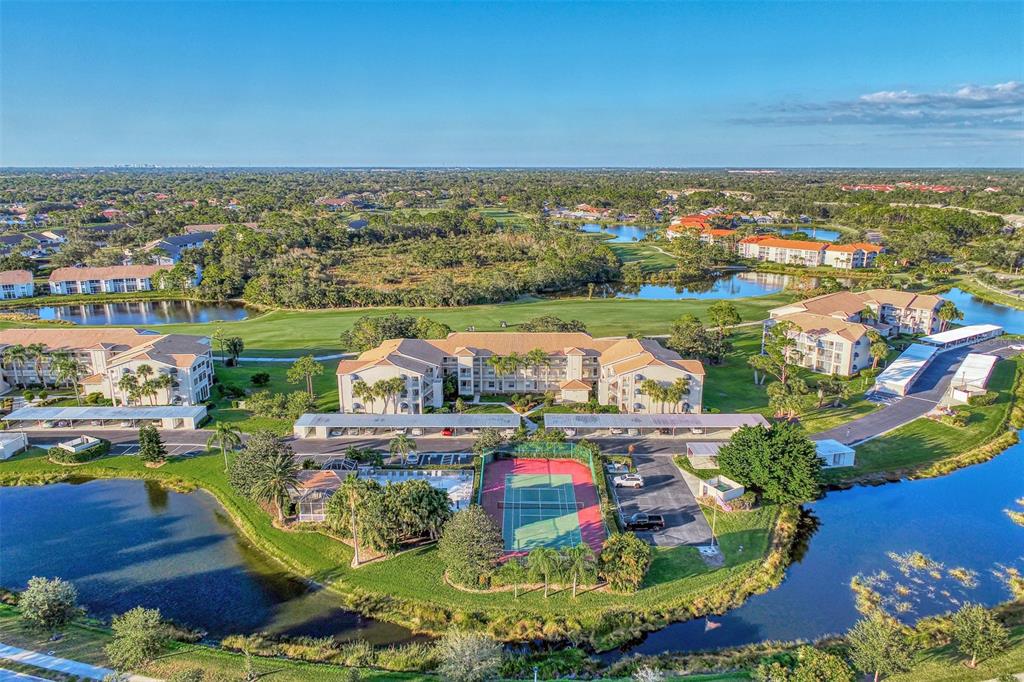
[814, 439, 856, 468]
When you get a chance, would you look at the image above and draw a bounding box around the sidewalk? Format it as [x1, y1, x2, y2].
[0, 643, 160, 682]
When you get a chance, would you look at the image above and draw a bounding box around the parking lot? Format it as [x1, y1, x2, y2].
[109, 443, 208, 458]
[612, 453, 713, 547]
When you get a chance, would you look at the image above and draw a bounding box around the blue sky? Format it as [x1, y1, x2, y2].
[2, 1, 1022, 167]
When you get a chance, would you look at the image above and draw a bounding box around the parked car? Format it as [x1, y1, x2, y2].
[405, 453, 420, 465]
[624, 512, 665, 531]
[40, 420, 55, 428]
[411, 428, 424, 436]
[609, 427, 624, 435]
[613, 473, 644, 489]
[441, 427, 454, 437]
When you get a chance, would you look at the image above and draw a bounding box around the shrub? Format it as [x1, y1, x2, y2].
[435, 629, 503, 682]
[968, 391, 998, 406]
[250, 372, 271, 387]
[84, 391, 104, 405]
[21, 390, 33, 401]
[167, 669, 205, 682]
[599, 532, 651, 593]
[438, 506, 503, 587]
[105, 606, 166, 672]
[19, 576, 78, 631]
[47, 438, 111, 464]
[37, 390, 48, 400]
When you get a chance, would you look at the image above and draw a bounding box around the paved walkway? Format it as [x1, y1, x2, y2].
[0, 669, 50, 682]
[238, 352, 351, 362]
[0, 643, 160, 682]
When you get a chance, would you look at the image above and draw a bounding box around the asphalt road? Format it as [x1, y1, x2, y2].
[612, 453, 713, 546]
[816, 339, 1020, 445]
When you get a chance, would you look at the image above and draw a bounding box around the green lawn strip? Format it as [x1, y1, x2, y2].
[0, 447, 790, 647]
[826, 358, 1020, 484]
[605, 241, 678, 272]
[887, 625, 1024, 682]
[29, 295, 791, 358]
[206, 361, 339, 433]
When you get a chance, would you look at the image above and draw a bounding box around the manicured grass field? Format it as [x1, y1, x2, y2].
[76, 294, 792, 357]
[605, 241, 679, 272]
[209, 361, 339, 433]
[829, 358, 1019, 482]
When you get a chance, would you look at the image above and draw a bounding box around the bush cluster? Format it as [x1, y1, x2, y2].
[47, 438, 110, 464]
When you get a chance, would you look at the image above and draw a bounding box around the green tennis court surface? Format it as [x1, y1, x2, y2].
[501, 473, 583, 551]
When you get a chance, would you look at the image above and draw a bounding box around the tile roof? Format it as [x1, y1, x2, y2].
[0, 270, 32, 285]
[0, 328, 209, 368]
[860, 289, 942, 310]
[825, 242, 885, 253]
[49, 264, 172, 282]
[739, 236, 828, 251]
[775, 312, 870, 343]
[559, 379, 592, 390]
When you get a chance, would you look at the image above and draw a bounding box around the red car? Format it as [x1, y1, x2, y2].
[441, 427, 454, 437]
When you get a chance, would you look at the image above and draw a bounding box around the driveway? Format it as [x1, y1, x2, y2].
[613, 453, 713, 546]
[816, 339, 1020, 445]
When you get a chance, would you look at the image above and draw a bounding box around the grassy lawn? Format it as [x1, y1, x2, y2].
[827, 358, 1019, 482]
[207, 360, 339, 433]
[0, 445, 785, 648]
[0, 294, 789, 358]
[0, 605, 428, 681]
[889, 625, 1024, 682]
[702, 328, 770, 415]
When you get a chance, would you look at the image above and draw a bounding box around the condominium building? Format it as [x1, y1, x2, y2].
[770, 289, 943, 337]
[0, 270, 34, 299]
[738, 236, 828, 266]
[762, 288, 946, 376]
[0, 328, 213, 404]
[336, 332, 704, 415]
[821, 242, 885, 269]
[739, 236, 883, 269]
[48, 264, 185, 295]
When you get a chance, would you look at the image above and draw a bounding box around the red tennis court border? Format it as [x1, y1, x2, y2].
[480, 457, 605, 555]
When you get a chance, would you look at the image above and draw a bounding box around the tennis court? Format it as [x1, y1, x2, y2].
[501, 473, 583, 551]
[479, 456, 606, 554]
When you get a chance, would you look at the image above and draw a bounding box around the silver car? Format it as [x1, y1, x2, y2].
[613, 473, 644, 489]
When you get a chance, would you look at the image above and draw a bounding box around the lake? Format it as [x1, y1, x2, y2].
[579, 223, 654, 243]
[943, 287, 1024, 334]
[5, 300, 249, 326]
[0, 479, 414, 644]
[610, 438, 1024, 656]
[777, 227, 841, 242]
[611, 272, 789, 300]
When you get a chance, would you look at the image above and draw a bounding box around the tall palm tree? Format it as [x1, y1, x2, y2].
[25, 343, 47, 387]
[207, 422, 243, 472]
[375, 377, 405, 413]
[524, 348, 550, 385]
[50, 353, 85, 405]
[666, 377, 690, 413]
[527, 547, 561, 598]
[562, 543, 596, 598]
[937, 301, 964, 332]
[389, 433, 417, 460]
[117, 373, 139, 406]
[2, 344, 27, 389]
[251, 452, 300, 524]
[638, 379, 666, 413]
[352, 379, 376, 412]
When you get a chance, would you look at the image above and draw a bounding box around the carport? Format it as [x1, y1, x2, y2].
[543, 413, 768, 438]
[293, 412, 521, 439]
[2, 405, 208, 430]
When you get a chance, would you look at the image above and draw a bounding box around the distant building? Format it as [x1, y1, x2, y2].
[149, 231, 216, 264]
[822, 242, 885, 269]
[770, 289, 944, 337]
[48, 264, 186, 295]
[738, 236, 829, 266]
[0, 270, 34, 299]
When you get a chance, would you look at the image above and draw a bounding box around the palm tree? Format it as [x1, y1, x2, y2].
[340, 475, 368, 567]
[50, 352, 85, 405]
[524, 348, 550, 386]
[500, 558, 528, 598]
[527, 547, 561, 598]
[937, 301, 964, 332]
[867, 330, 890, 370]
[666, 377, 690, 413]
[2, 344, 27, 389]
[389, 433, 417, 460]
[859, 306, 878, 325]
[117, 373, 140, 406]
[25, 343, 46, 387]
[638, 379, 666, 413]
[207, 422, 243, 472]
[375, 377, 405, 414]
[487, 354, 522, 391]
[251, 452, 300, 525]
[352, 379, 377, 413]
[562, 544, 596, 598]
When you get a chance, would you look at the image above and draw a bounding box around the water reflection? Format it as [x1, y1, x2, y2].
[943, 287, 1024, 334]
[3, 300, 249, 326]
[579, 223, 654, 243]
[0, 479, 414, 644]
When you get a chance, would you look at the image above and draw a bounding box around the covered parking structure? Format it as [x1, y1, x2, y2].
[2, 405, 208, 430]
[920, 324, 1003, 352]
[294, 412, 522, 439]
[872, 343, 937, 396]
[543, 412, 769, 439]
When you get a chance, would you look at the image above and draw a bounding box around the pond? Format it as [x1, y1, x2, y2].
[609, 438, 1024, 656]
[0, 479, 414, 644]
[942, 287, 1024, 335]
[777, 227, 841, 242]
[610, 272, 789, 300]
[4, 300, 249, 326]
[578, 223, 654, 243]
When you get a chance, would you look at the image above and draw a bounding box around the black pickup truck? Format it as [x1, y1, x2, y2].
[624, 512, 665, 531]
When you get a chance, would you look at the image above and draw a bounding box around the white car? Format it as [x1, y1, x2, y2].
[613, 473, 644, 489]
[411, 428, 424, 436]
